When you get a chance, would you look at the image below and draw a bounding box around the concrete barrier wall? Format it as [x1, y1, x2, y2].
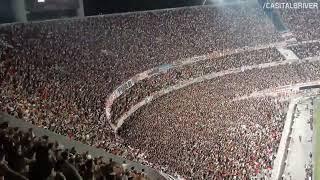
[271, 99, 297, 180]
[0, 112, 166, 180]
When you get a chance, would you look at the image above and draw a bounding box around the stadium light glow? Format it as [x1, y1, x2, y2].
[203, 0, 207, 5]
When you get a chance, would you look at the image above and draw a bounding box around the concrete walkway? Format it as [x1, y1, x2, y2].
[282, 98, 314, 180]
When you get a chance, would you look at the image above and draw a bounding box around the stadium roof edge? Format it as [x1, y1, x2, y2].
[0, 1, 260, 27]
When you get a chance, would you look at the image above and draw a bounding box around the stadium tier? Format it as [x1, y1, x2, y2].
[0, 112, 163, 180]
[1, 0, 320, 179]
[274, 0, 320, 41]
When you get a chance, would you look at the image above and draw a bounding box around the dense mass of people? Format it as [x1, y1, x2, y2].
[110, 47, 285, 123]
[288, 42, 320, 59]
[0, 0, 280, 162]
[120, 97, 288, 179]
[276, 0, 320, 41]
[118, 60, 320, 179]
[0, 1, 319, 179]
[0, 122, 148, 180]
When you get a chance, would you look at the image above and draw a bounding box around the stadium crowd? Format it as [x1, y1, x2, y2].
[120, 97, 288, 179]
[0, 1, 319, 179]
[118, 60, 320, 179]
[276, 0, 320, 41]
[289, 42, 320, 59]
[110, 47, 285, 123]
[0, 122, 148, 180]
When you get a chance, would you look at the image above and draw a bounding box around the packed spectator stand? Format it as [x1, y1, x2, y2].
[118, 59, 320, 178]
[1, 0, 320, 179]
[110, 47, 285, 124]
[275, 0, 320, 41]
[0, 118, 150, 180]
[288, 42, 320, 59]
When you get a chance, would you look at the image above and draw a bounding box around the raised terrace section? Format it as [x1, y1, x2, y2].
[0, 1, 279, 159]
[109, 47, 286, 124]
[288, 42, 320, 59]
[0, 112, 164, 180]
[275, 0, 320, 41]
[0, 3, 281, 94]
[2, 1, 316, 179]
[118, 60, 320, 179]
[109, 41, 320, 128]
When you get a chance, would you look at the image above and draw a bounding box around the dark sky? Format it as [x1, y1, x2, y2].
[83, 0, 205, 16]
[0, 0, 15, 23]
[0, 0, 207, 24]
